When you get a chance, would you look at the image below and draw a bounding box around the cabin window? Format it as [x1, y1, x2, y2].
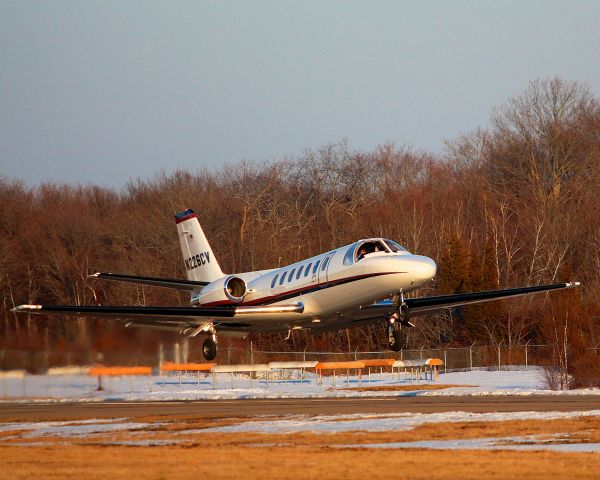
[305, 263, 312, 276]
[288, 269, 296, 282]
[312, 260, 321, 274]
[343, 243, 357, 266]
[271, 274, 279, 288]
[279, 272, 287, 285]
[296, 265, 304, 279]
[321, 255, 331, 271]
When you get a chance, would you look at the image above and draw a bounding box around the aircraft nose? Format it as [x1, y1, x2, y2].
[408, 255, 437, 284]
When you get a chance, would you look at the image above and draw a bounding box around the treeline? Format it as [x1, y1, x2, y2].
[1, 78, 599, 380]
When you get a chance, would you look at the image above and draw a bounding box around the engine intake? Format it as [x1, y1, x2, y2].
[192, 275, 247, 306]
[224, 276, 246, 302]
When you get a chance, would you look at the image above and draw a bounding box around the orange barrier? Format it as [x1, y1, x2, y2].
[315, 361, 365, 370]
[160, 362, 216, 372]
[315, 361, 365, 386]
[425, 358, 444, 381]
[426, 358, 444, 366]
[362, 359, 396, 383]
[362, 359, 396, 368]
[88, 366, 152, 392]
[89, 366, 152, 376]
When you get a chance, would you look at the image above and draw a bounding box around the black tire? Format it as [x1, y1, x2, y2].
[202, 337, 217, 361]
[389, 329, 405, 352]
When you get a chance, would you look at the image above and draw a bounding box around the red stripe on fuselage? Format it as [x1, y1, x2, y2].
[198, 271, 401, 308]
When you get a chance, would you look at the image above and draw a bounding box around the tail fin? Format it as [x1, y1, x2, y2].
[175, 209, 224, 283]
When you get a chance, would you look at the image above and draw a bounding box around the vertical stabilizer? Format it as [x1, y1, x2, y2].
[175, 209, 224, 282]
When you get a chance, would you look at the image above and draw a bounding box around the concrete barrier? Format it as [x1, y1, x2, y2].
[47, 366, 91, 376]
[0, 370, 26, 379]
[267, 361, 318, 381]
[393, 359, 428, 368]
[211, 364, 270, 373]
[211, 364, 271, 389]
[392, 358, 444, 382]
[268, 361, 319, 369]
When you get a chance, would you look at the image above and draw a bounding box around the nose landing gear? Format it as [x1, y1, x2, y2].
[386, 291, 413, 352]
[387, 316, 407, 352]
[202, 334, 218, 361]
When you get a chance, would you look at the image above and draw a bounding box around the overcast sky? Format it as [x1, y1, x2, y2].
[1, 1, 599, 188]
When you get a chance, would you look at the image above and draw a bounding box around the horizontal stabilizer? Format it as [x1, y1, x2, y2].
[88, 272, 209, 291]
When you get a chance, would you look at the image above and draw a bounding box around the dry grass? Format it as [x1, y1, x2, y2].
[165, 416, 600, 447]
[2, 443, 600, 479]
[3, 415, 600, 479]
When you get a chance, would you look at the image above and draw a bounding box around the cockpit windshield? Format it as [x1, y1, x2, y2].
[384, 239, 409, 253]
[343, 239, 409, 265]
[355, 240, 388, 262]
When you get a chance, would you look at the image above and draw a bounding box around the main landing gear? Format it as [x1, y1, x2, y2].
[386, 292, 413, 352]
[202, 335, 218, 361]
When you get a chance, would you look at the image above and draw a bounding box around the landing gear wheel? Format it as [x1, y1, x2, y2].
[202, 337, 217, 361]
[387, 322, 406, 352]
[389, 329, 405, 352]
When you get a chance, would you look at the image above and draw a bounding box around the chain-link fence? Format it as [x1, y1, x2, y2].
[244, 344, 559, 372]
[3, 343, 597, 373]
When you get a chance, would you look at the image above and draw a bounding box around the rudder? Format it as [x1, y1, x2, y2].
[175, 209, 224, 283]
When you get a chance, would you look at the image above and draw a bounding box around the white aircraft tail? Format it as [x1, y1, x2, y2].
[175, 209, 224, 283]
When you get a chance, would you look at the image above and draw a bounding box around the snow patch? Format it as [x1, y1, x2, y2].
[0, 418, 156, 439]
[1, 368, 599, 402]
[203, 410, 600, 434]
[337, 434, 600, 452]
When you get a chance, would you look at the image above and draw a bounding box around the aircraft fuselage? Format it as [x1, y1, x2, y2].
[190, 238, 437, 331]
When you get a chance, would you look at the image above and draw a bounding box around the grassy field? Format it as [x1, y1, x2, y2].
[2, 415, 600, 479]
[0, 445, 600, 480]
[2, 441, 600, 479]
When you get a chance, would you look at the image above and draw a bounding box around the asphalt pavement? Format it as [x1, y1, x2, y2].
[2, 395, 600, 421]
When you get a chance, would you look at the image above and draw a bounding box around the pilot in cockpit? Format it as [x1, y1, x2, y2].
[357, 242, 381, 261]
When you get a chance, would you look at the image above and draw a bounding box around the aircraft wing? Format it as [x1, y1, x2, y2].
[11, 303, 305, 333]
[12, 282, 580, 334]
[88, 272, 208, 291]
[360, 282, 580, 317]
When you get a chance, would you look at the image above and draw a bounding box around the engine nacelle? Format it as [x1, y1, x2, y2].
[192, 275, 247, 306]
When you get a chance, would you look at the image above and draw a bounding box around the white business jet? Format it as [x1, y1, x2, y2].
[14, 209, 580, 360]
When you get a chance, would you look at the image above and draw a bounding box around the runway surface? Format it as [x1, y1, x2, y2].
[2, 395, 600, 421]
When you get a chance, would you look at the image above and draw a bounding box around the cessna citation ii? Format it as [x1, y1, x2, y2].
[14, 209, 580, 361]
